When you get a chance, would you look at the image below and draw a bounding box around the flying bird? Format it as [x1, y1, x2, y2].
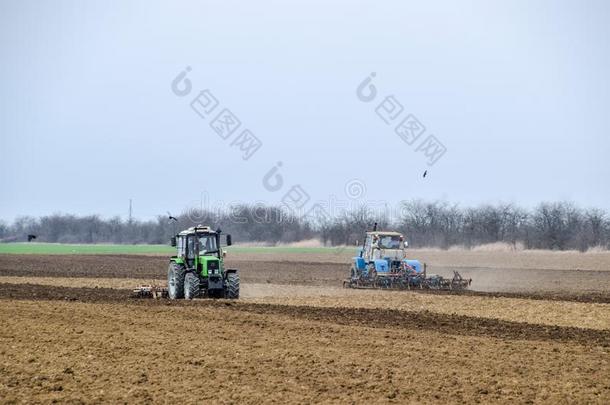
[423, 170, 427, 178]
[167, 212, 178, 222]
[27, 234, 37, 242]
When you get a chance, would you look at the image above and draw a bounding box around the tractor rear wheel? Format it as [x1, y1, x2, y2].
[167, 263, 185, 299]
[225, 272, 240, 299]
[184, 272, 200, 299]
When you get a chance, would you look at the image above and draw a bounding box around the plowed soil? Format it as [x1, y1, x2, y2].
[0, 252, 609, 403]
[1, 254, 609, 301]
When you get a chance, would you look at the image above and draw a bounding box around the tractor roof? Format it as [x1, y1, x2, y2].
[366, 231, 403, 237]
[178, 225, 216, 235]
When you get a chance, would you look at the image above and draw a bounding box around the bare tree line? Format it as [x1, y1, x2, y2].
[1, 201, 608, 251]
[390, 201, 608, 250]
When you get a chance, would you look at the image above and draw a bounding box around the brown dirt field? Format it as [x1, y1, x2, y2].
[0, 252, 609, 403]
[1, 298, 608, 404]
[0, 254, 165, 279]
[0, 283, 607, 345]
[1, 278, 609, 330]
[1, 254, 609, 302]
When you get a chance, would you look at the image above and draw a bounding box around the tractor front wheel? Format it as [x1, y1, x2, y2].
[225, 272, 240, 299]
[184, 272, 200, 299]
[167, 263, 185, 299]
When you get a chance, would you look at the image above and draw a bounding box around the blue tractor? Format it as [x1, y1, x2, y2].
[344, 224, 471, 290]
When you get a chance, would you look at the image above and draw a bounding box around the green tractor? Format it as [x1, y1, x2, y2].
[167, 225, 239, 300]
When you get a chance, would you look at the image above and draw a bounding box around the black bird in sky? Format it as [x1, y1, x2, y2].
[423, 170, 427, 178]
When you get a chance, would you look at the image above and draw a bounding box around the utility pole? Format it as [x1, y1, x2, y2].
[128, 199, 133, 224]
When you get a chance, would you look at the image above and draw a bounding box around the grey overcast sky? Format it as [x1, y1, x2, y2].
[1, 0, 609, 221]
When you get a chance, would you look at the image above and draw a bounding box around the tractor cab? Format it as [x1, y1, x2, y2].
[172, 226, 228, 273]
[361, 231, 407, 263]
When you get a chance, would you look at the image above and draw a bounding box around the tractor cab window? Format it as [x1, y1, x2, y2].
[177, 236, 185, 257]
[364, 236, 373, 260]
[186, 235, 198, 259]
[198, 234, 218, 255]
[378, 235, 401, 249]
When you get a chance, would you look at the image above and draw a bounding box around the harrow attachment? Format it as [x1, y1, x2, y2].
[133, 284, 168, 299]
[344, 267, 472, 291]
[422, 270, 472, 290]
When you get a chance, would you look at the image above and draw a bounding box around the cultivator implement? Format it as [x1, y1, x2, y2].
[133, 284, 168, 299]
[344, 268, 471, 291]
[427, 271, 472, 290]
